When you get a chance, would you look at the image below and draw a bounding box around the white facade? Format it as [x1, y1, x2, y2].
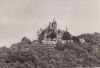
[79, 38, 85, 44]
[42, 40, 57, 45]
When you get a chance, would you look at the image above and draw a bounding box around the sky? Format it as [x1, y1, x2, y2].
[0, 0, 100, 47]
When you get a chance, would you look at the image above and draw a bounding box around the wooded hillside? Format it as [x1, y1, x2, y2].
[0, 32, 100, 68]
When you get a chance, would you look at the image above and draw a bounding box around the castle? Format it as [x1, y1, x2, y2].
[11, 18, 85, 51]
[37, 18, 65, 44]
[37, 18, 85, 45]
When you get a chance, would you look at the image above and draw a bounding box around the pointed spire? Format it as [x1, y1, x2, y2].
[53, 17, 56, 22]
[66, 27, 68, 32]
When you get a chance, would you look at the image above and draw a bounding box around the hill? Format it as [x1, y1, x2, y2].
[0, 32, 100, 68]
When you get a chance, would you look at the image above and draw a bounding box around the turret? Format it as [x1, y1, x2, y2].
[52, 18, 57, 30]
[37, 28, 43, 40]
[48, 22, 52, 29]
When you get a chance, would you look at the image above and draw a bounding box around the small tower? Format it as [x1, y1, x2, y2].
[48, 22, 52, 29]
[37, 29, 42, 40]
[53, 17, 56, 22]
[37, 30, 40, 40]
[52, 17, 57, 30]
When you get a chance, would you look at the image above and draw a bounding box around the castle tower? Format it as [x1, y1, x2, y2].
[37, 28, 42, 40]
[44, 32, 47, 40]
[37, 30, 40, 40]
[52, 18, 57, 30]
[48, 22, 52, 29]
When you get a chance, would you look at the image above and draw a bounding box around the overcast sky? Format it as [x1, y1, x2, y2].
[0, 0, 100, 47]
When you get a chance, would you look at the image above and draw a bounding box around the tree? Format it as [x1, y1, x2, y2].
[78, 33, 99, 45]
[72, 36, 79, 42]
[39, 30, 46, 42]
[21, 36, 31, 44]
[55, 41, 65, 50]
[62, 31, 71, 40]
